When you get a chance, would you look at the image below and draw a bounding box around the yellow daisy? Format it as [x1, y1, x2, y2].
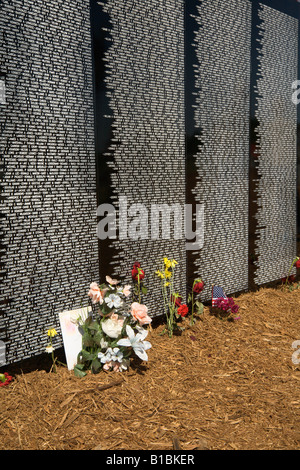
[164, 268, 172, 279]
[155, 270, 165, 279]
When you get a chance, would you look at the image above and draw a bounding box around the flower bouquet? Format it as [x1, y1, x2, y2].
[155, 257, 188, 337]
[74, 275, 152, 377]
[213, 297, 240, 321]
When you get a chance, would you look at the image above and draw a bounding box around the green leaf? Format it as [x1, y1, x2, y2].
[141, 286, 148, 295]
[93, 330, 104, 347]
[74, 364, 87, 378]
[87, 320, 99, 331]
[91, 358, 101, 374]
[80, 349, 95, 362]
[195, 301, 204, 314]
[82, 332, 95, 348]
[197, 305, 204, 315]
[84, 316, 93, 326]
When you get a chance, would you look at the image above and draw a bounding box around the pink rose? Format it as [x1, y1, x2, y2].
[106, 275, 120, 285]
[130, 302, 152, 326]
[88, 282, 105, 304]
[122, 285, 131, 297]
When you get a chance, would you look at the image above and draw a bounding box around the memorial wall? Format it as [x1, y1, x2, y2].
[0, 0, 299, 364]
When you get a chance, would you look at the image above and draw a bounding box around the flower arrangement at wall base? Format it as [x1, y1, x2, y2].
[213, 297, 240, 321]
[73, 273, 152, 377]
[155, 257, 189, 337]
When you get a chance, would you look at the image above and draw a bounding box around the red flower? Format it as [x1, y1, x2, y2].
[193, 281, 204, 294]
[177, 304, 189, 317]
[295, 259, 300, 269]
[131, 267, 145, 282]
[133, 262, 141, 268]
[131, 267, 138, 278]
[0, 372, 12, 387]
[171, 295, 182, 307]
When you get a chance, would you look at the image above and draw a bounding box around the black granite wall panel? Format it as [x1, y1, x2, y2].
[0, 0, 98, 364]
[97, 0, 186, 314]
[191, 0, 252, 300]
[254, 4, 298, 284]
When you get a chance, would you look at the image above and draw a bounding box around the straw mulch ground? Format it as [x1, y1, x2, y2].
[1, 285, 300, 451]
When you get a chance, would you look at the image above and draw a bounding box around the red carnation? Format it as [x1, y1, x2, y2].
[295, 259, 300, 269]
[193, 281, 204, 294]
[177, 304, 189, 317]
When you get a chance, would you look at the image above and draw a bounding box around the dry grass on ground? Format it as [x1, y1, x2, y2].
[1, 285, 300, 450]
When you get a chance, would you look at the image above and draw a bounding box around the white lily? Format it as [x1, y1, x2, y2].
[117, 325, 151, 361]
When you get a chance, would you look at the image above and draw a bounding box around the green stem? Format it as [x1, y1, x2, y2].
[51, 351, 57, 373]
[162, 281, 169, 323]
[138, 273, 141, 304]
[285, 257, 299, 286]
[191, 281, 196, 325]
[49, 337, 57, 373]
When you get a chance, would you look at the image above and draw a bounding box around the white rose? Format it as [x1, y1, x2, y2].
[101, 317, 123, 339]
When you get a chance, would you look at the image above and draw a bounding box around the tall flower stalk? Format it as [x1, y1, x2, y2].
[285, 257, 300, 287]
[131, 262, 147, 304]
[45, 328, 58, 373]
[156, 257, 181, 338]
[188, 278, 205, 325]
